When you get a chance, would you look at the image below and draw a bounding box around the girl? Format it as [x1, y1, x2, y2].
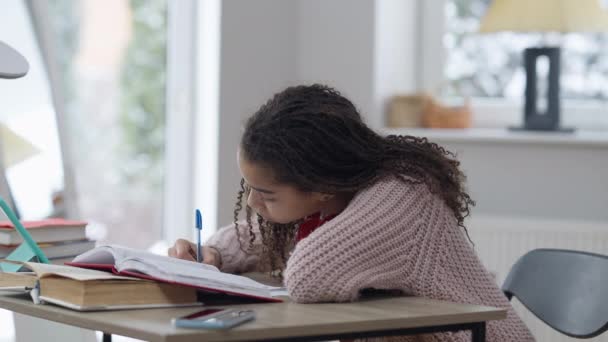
[168, 84, 534, 341]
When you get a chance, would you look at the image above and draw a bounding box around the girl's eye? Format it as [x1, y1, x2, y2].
[261, 197, 276, 202]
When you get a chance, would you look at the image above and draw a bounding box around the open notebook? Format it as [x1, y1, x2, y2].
[67, 245, 286, 302]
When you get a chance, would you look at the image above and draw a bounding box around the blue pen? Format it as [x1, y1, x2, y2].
[195, 209, 203, 263]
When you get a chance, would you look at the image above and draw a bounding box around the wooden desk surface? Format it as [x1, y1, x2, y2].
[0, 293, 506, 342]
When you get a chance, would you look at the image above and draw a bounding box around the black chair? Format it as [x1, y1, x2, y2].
[502, 248, 608, 339]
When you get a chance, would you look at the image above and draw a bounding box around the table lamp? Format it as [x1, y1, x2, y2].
[479, 0, 608, 132]
[0, 123, 40, 167]
[0, 40, 49, 271]
[0, 41, 29, 79]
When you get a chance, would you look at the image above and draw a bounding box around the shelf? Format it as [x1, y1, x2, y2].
[379, 128, 608, 148]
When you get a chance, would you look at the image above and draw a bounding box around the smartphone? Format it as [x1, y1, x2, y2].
[172, 308, 255, 329]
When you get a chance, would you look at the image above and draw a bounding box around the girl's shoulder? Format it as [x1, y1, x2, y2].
[343, 174, 436, 215]
[358, 174, 431, 199]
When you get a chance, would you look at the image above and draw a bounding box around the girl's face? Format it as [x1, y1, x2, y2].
[237, 150, 328, 224]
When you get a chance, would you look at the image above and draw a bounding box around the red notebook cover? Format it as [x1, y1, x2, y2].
[66, 262, 282, 303]
[0, 219, 87, 230]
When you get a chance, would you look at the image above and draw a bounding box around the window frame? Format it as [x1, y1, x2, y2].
[164, 0, 197, 244]
[164, 0, 220, 244]
[419, 0, 608, 130]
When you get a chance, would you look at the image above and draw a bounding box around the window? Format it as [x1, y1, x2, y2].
[443, 0, 608, 101]
[46, 0, 168, 249]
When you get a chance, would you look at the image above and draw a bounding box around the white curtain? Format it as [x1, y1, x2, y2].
[24, 0, 79, 219]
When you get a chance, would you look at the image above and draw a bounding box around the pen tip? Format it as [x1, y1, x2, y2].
[196, 209, 202, 228]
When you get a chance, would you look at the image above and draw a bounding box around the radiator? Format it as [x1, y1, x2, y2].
[468, 215, 608, 342]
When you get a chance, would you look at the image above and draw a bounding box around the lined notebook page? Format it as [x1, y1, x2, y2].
[73, 245, 284, 292]
[24, 262, 140, 282]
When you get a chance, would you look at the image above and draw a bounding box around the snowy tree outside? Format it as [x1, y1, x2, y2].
[444, 0, 608, 101]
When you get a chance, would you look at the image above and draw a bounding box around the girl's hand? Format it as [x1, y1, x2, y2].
[168, 238, 222, 269]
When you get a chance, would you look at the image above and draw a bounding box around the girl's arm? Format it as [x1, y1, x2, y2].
[206, 219, 265, 274]
[284, 177, 436, 303]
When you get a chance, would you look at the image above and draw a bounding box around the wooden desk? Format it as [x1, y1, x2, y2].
[0, 293, 506, 342]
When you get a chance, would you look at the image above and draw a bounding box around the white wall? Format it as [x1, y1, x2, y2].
[296, 0, 420, 130]
[215, 0, 299, 226]
[373, 0, 420, 129]
[296, 0, 376, 126]
[445, 141, 608, 221]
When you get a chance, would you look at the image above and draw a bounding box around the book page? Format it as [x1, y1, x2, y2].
[113, 245, 220, 272]
[0, 271, 37, 289]
[71, 245, 118, 264]
[73, 245, 220, 272]
[119, 258, 283, 291]
[73, 245, 285, 298]
[110, 247, 284, 291]
[24, 262, 141, 282]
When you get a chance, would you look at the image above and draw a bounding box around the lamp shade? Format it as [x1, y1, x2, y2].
[0, 123, 40, 167]
[0, 41, 29, 79]
[479, 0, 608, 33]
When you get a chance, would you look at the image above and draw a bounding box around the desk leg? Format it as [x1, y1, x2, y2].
[471, 322, 486, 342]
[102, 333, 112, 342]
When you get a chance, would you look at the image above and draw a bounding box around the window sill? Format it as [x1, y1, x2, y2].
[380, 127, 608, 148]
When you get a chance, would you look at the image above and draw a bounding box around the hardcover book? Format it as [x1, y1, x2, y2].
[0, 261, 199, 311]
[0, 219, 87, 245]
[68, 245, 286, 302]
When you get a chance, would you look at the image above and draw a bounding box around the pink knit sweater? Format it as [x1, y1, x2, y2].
[207, 176, 535, 341]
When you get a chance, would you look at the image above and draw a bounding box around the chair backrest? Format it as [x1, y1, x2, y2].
[502, 248, 608, 339]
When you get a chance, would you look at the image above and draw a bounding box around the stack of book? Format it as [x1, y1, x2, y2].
[0, 261, 199, 311]
[69, 245, 287, 301]
[0, 245, 287, 311]
[0, 218, 95, 265]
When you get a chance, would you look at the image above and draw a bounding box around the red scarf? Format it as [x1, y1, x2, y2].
[295, 212, 336, 243]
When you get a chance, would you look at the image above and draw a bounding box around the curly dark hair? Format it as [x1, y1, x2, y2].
[234, 84, 475, 273]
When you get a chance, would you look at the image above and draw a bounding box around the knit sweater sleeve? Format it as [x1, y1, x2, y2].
[284, 177, 433, 303]
[205, 220, 264, 274]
